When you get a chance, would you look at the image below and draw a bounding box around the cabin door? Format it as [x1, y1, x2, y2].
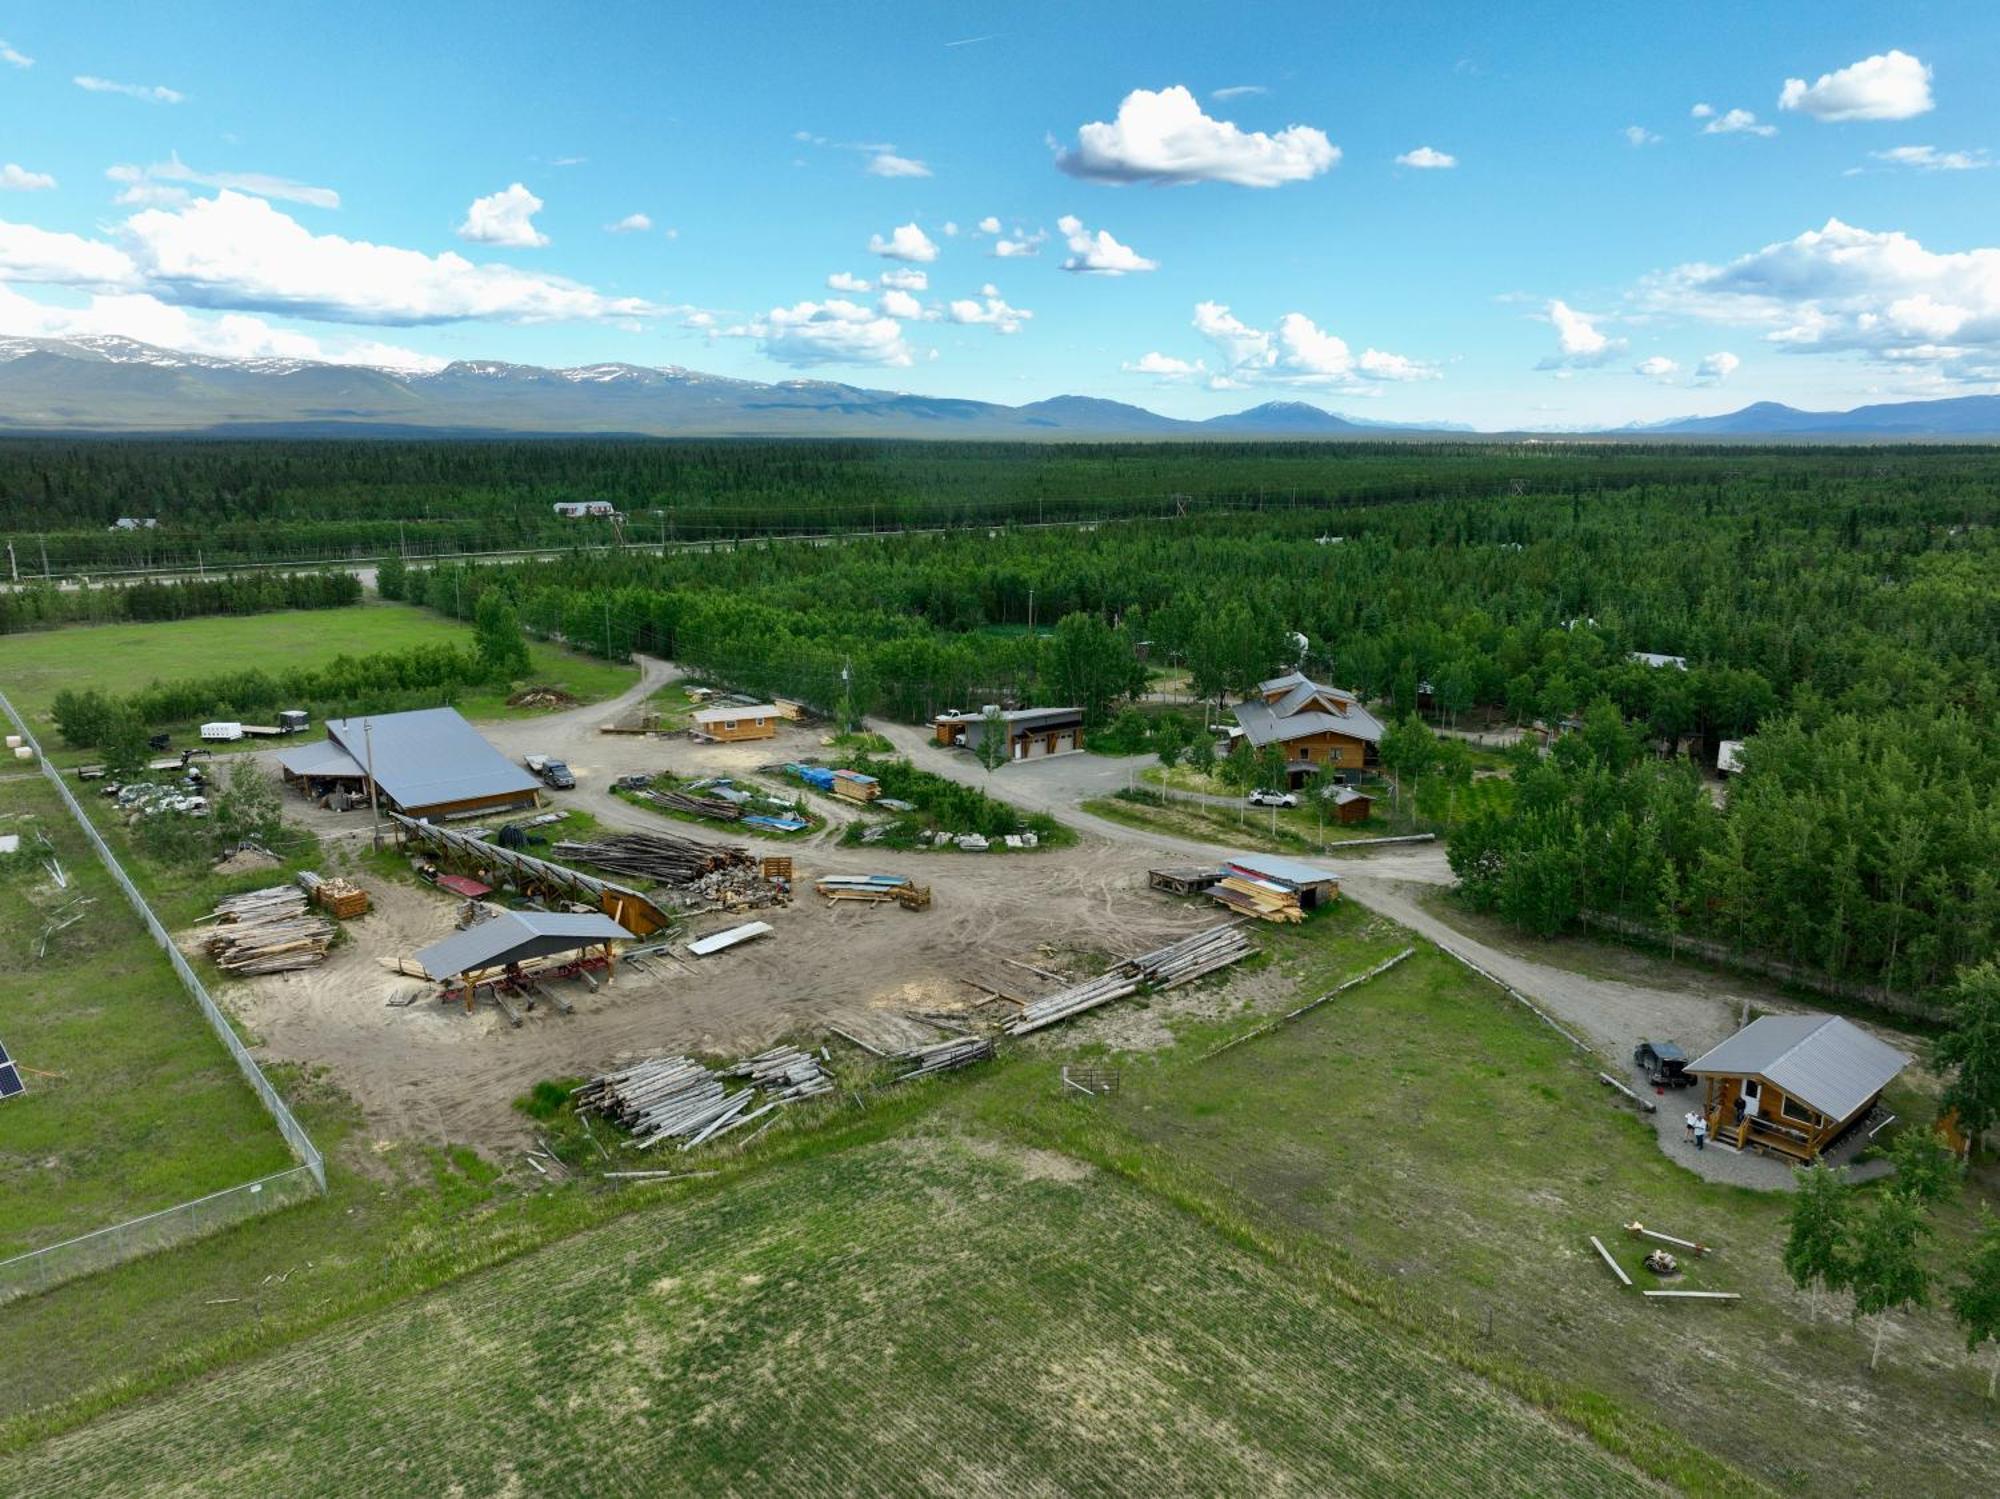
[1739, 1078, 1760, 1123]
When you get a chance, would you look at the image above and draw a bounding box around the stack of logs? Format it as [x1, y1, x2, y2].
[1006, 923, 1253, 1035]
[202, 885, 335, 975]
[297, 870, 369, 919]
[893, 1034, 995, 1083]
[575, 1045, 834, 1151]
[637, 787, 743, 822]
[552, 831, 751, 885]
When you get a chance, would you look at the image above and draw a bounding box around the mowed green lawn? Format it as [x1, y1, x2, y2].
[0, 601, 635, 736]
[8, 1133, 1654, 1499]
[0, 777, 294, 1260]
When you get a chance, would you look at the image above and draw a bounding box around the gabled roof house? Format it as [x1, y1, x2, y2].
[1689, 1014, 1909, 1162]
[1231, 673, 1385, 784]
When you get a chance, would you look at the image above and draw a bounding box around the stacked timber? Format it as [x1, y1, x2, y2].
[552, 831, 752, 885]
[1208, 873, 1306, 923]
[1006, 923, 1253, 1035]
[297, 870, 369, 919]
[639, 788, 743, 822]
[893, 1034, 995, 1082]
[814, 874, 928, 910]
[721, 1046, 835, 1101]
[202, 885, 335, 974]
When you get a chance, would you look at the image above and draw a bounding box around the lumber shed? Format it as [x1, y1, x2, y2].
[279, 707, 541, 820]
[391, 812, 674, 936]
[413, 910, 628, 1005]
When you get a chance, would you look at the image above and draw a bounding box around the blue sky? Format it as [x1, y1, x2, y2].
[2, 1, 1997, 427]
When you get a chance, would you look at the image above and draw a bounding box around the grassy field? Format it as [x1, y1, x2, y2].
[0, 601, 635, 737]
[1084, 789, 1396, 854]
[0, 776, 294, 1259]
[7, 1132, 1660, 1498]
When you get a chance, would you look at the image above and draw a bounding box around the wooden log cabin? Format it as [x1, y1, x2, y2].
[690, 704, 780, 742]
[1231, 673, 1386, 788]
[1687, 1014, 1909, 1162]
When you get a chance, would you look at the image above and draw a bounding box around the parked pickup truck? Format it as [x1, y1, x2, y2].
[523, 754, 575, 790]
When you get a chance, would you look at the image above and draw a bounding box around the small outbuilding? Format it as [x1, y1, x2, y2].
[412, 909, 628, 1011]
[1222, 854, 1341, 910]
[1326, 786, 1373, 825]
[1688, 1014, 1909, 1162]
[691, 704, 780, 742]
[933, 706, 1084, 760]
[1717, 739, 1746, 776]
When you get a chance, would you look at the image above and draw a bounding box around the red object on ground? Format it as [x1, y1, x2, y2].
[435, 874, 493, 898]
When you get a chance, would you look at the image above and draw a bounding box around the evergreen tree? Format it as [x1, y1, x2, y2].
[1934, 960, 2000, 1149]
[472, 593, 532, 682]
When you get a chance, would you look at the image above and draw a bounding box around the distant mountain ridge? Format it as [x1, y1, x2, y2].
[0, 335, 1995, 439]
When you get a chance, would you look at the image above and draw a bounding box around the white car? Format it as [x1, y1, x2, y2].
[1247, 788, 1298, 808]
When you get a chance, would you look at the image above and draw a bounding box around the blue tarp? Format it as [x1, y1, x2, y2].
[784, 763, 837, 790]
[743, 814, 809, 833]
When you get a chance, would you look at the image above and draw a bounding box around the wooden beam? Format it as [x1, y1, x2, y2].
[1590, 1236, 1632, 1287]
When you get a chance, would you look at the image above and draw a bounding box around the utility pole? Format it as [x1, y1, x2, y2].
[5, 542, 15, 583]
[1027, 588, 1035, 636]
[604, 596, 613, 660]
[363, 718, 382, 852]
[39, 535, 48, 580]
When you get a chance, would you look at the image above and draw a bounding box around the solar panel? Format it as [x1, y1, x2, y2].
[0, 1038, 23, 1099]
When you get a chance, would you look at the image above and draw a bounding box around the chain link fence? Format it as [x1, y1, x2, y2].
[0, 689, 324, 1302]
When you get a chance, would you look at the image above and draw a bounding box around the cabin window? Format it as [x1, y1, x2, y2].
[723, 720, 738, 730]
[1780, 1094, 1818, 1126]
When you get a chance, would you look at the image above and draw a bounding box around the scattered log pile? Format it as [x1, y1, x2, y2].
[684, 865, 790, 911]
[296, 870, 369, 919]
[202, 885, 335, 974]
[1006, 923, 1253, 1035]
[552, 831, 752, 885]
[1207, 873, 1306, 923]
[893, 1034, 995, 1082]
[638, 787, 744, 822]
[576, 1045, 834, 1151]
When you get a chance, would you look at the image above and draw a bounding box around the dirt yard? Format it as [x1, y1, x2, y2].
[230, 662, 1227, 1152]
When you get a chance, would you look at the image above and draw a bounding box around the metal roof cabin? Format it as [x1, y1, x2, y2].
[1231, 673, 1385, 786]
[1688, 1014, 1909, 1161]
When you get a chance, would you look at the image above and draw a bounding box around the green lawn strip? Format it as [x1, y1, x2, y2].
[0, 778, 294, 1257]
[6, 1130, 1658, 1498]
[974, 921, 1995, 1497]
[1082, 792, 1384, 855]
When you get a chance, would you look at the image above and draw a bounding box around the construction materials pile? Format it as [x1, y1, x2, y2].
[111, 781, 209, 819]
[683, 865, 790, 911]
[1209, 871, 1308, 923]
[201, 885, 335, 975]
[552, 831, 752, 885]
[575, 1046, 832, 1151]
[814, 874, 931, 910]
[893, 1034, 994, 1082]
[635, 787, 743, 822]
[296, 870, 369, 919]
[1006, 923, 1254, 1035]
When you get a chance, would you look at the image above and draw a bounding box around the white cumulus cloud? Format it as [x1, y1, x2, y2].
[877, 287, 925, 319]
[1634, 355, 1680, 381]
[1538, 299, 1625, 368]
[1396, 146, 1457, 169]
[976, 215, 1001, 234]
[1696, 105, 1776, 137]
[878, 267, 928, 291]
[458, 183, 549, 247]
[1, 39, 33, 69]
[1122, 351, 1207, 379]
[1623, 125, 1662, 147]
[1190, 300, 1433, 388]
[1695, 351, 1741, 384]
[606, 212, 653, 233]
[868, 222, 938, 262]
[1780, 49, 1933, 122]
[733, 297, 915, 368]
[74, 74, 183, 104]
[827, 271, 871, 293]
[0, 164, 56, 191]
[107, 154, 340, 209]
[946, 286, 1031, 333]
[1057, 214, 1156, 275]
[1056, 85, 1338, 187]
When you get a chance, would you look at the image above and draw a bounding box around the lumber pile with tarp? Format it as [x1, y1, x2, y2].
[296, 870, 369, 919]
[201, 885, 335, 974]
[1006, 923, 1253, 1035]
[552, 831, 751, 886]
[1209, 872, 1307, 923]
[814, 874, 930, 910]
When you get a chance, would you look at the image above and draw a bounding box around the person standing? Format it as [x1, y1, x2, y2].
[1694, 1115, 1708, 1151]
[1683, 1110, 1698, 1144]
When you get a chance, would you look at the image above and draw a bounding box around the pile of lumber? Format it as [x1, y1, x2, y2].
[721, 1045, 834, 1101]
[894, 1034, 994, 1082]
[639, 787, 743, 822]
[296, 870, 369, 919]
[201, 885, 335, 974]
[1208, 873, 1306, 923]
[815, 874, 930, 910]
[1006, 923, 1253, 1035]
[552, 830, 751, 885]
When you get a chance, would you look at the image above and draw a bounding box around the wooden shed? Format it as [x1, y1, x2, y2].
[1327, 786, 1373, 825]
[691, 704, 780, 742]
[1688, 1014, 1909, 1162]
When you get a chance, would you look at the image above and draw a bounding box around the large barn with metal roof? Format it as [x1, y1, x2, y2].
[277, 706, 541, 820]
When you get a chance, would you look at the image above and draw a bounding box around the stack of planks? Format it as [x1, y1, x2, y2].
[814, 874, 929, 910]
[1208, 873, 1306, 923]
[1006, 923, 1253, 1035]
[297, 870, 369, 919]
[893, 1034, 995, 1082]
[576, 1045, 835, 1152]
[552, 831, 752, 885]
[202, 885, 335, 974]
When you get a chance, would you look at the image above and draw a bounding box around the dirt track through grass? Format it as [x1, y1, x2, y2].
[10, 1135, 1654, 1498]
